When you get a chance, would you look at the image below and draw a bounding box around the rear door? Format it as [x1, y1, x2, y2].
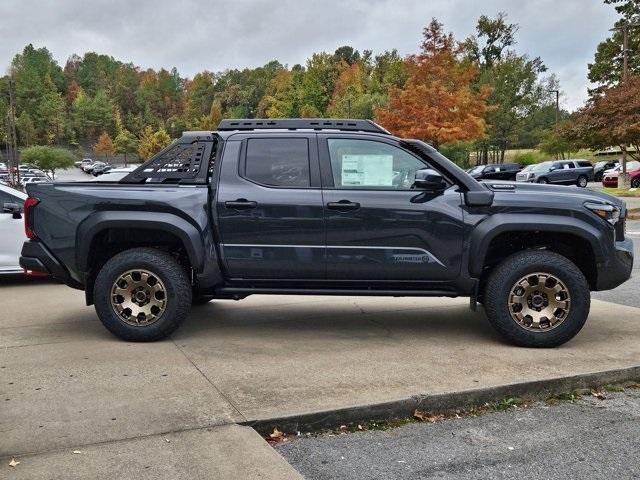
[215, 134, 325, 279]
[318, 134, 464, 282]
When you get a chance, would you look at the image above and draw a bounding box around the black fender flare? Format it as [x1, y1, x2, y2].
[76, 211, 206, 273]
[467, 214, 607, 278]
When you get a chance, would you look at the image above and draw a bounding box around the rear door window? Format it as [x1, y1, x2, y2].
[244, 138, 310, 188]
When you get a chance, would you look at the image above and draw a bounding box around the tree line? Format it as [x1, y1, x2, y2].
[3, 2, 636, 169]
[0, 12, 565, 166]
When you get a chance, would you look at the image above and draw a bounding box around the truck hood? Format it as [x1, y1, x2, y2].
[484, 181, 626, 211]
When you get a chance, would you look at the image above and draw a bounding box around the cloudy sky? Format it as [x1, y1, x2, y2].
[0, 0, 620, 111]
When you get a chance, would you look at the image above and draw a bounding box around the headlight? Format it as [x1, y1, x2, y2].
[584, 201, 620, 225]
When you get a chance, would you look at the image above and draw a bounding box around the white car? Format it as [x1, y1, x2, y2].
[0, 184, 27, 274]
[90, 167, 136, 182]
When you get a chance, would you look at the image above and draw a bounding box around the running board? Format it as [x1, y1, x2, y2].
[215, 287, 458, 297]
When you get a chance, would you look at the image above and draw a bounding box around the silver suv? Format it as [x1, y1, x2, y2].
[516, 160, 595, 187]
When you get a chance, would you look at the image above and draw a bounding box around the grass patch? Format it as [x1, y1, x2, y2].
[601, 188, 640, 197]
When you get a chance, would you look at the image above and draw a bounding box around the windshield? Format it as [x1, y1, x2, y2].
[530, 161, 552, 172]
[468, 165, 485, 174]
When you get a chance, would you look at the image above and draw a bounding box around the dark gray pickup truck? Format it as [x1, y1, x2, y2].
[20, 119, 633, 347]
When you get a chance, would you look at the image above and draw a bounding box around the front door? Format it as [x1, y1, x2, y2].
[319, 135, 464, 282]
[216, 134, 325, 279]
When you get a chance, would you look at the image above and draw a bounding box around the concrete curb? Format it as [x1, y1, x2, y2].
[244, 366, 640, 435]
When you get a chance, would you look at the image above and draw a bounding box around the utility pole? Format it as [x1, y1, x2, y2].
[548, 89, 560, 125]
[610, 21, 639, 187]
[347, 97, 352, 118]
[6, 78, 19, 186]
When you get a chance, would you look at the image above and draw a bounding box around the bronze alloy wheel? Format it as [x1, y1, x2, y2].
[110, 269, 167, 326]
[508, 272, 571, 331]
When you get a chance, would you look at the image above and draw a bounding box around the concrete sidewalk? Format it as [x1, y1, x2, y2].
[2, 281, 640, 477]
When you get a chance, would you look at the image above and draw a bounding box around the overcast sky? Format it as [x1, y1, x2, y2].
[0, 0, 620, 111]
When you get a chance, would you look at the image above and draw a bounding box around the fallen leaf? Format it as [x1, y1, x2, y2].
[414, 409, 444, 423]
[73, 450, 82, 454]
[164, 438, 170, 443]
[339, 425, 348, 431]
[270, 428, 283, 439]
[592, 391, 607, 400]
[9, 458, 20, 467]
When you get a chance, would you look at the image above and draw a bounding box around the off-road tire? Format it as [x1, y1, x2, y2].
[94, 248, 192, 341]
[484, 250, 590, 347]
[577, 175, 588, 188]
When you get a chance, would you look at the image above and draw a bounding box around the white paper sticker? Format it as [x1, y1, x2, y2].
[341, 155, 393, 186]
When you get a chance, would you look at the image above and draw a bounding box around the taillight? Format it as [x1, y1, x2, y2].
[24, 197, 39, 239]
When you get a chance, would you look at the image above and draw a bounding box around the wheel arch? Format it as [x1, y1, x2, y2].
[469, 214, 606, 290]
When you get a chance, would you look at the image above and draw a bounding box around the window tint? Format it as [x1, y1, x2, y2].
[577, 161, 592, 167]
[328, 139, 427, 189]
[245, 138, 310, 187]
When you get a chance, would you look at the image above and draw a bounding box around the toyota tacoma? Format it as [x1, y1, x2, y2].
[20, 119, 633, 347]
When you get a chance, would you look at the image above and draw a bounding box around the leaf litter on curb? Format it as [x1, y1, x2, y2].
[9, 458, 20, 467]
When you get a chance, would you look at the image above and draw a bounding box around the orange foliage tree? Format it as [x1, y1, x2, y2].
[94, 131, 113, 159]
[375, 19, 491, 148]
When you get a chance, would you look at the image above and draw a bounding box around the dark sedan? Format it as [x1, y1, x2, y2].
[467, 163, 522, 181]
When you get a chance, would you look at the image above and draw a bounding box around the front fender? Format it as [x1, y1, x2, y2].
[467, 214, 608, 278]
[76, 211, 206, 273]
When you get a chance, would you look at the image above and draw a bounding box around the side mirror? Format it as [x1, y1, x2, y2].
[3, 202, 22, 219]
[412, 168, 447, 191]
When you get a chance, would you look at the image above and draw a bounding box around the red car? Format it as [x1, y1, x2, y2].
[602, 161, 640, 188]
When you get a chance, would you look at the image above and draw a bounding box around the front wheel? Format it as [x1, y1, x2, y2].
[577, 175, 588, 188]
[93, 248, 192, 341]
[632, 177, 640, 189]
[484, 250, 590, 347]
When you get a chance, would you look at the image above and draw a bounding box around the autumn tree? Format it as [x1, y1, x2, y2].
[94, 132, 114, 159]
[567, 76, 640, 179]
[138, 126, 171, 160]
[20, 146, 75, 179]
[375, 19, 490, 148]
[198, 99, 223, 130]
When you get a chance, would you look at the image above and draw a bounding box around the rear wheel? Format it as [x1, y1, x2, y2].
[577, 175, 588, 188]
[632, 177, 640, 189]
[537, 177, 549, 184]
[93, 248, 192, 341]
[484, 250, 590, 347]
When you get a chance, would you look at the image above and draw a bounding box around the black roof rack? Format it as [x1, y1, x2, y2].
[217, 118, 391, 135]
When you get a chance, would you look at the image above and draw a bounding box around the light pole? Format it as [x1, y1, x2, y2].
[610, 21, 640, 187]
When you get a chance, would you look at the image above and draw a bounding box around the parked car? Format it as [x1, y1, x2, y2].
[92, 163, 113, 176]
[594, 160, 619, 182]
[90, 167, 136, 182]
[602, 161, 640, 187]
[20, 118, 632, 348]
[22, 177, 52, 185]
[0, 184, 28, 275]
[467, 163, 522, 181]
[516, 160, 594, 187]
[82, 161, 97, 173]
[78, 158, 93, 170]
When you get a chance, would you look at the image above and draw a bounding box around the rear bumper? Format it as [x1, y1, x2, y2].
[20, 241, 83, 289]
[596, 237, 634, 290]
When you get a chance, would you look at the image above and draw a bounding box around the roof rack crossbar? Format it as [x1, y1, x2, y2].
[217, 118, 390, 135]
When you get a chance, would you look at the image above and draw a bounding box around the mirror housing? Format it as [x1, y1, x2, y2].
[412, 168, 447, 191]
[464, 190, 494, 207]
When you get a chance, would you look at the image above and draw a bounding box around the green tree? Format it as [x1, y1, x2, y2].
[588, 0, 640, 87]
[20, 145, 75, 179]
[113, 129, 139, 165]
[72, 89, 115, 141]
[15, 111, 35, 146]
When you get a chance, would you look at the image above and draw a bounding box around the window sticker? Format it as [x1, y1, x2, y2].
[341, 155, 394, 186]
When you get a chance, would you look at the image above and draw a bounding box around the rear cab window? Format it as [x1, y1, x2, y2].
[244, 138, 310, 188]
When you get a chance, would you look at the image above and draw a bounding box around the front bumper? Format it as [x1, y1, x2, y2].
[20, 240, 82, 289]
[596, 237, 634, 290]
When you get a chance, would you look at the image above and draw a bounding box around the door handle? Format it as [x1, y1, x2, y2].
[327, 200, 360, 211]
[225, 199, 257, 209]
